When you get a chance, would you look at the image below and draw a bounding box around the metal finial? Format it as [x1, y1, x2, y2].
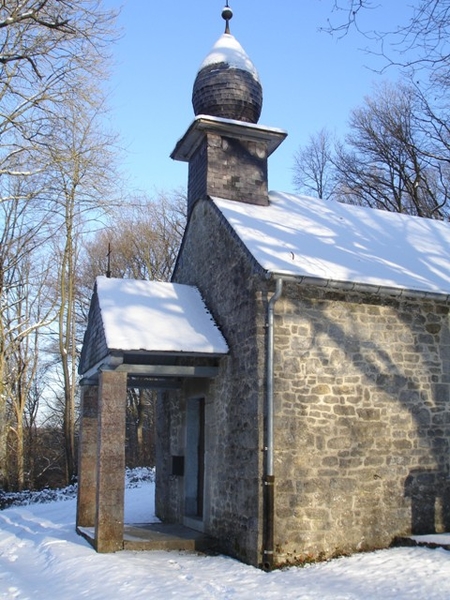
[222, 4, 233, 34]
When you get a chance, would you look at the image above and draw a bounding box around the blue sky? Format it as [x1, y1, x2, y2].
[102, 1, 411, 197]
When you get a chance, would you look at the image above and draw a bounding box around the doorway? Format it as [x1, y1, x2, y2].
[185, 397, 205, 520]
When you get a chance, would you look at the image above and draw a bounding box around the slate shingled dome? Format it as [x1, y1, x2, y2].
[192, 32, 263, 123]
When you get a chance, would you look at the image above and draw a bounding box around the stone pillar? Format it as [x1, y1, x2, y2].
[76, 384, 99, 529]
[95, 369, 127, 553]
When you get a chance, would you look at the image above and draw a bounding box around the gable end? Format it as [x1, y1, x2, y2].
[78, 286, 109, 375]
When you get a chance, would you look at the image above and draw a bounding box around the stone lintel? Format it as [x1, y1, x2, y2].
[81, 363, 221, 387]
[116, 364, 220, 378]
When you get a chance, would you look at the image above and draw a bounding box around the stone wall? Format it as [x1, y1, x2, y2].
[163, 197, 268, 565]
[155, 389, 185, 524]
[157, 195, 450, 568]
[272, 282, 450, 565]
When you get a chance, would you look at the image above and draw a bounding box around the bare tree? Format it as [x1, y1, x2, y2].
[321, 1, 450, 204]
[0, 192, 55, 489]
[82, 192, 186, 287]
[322, 0, 377, 37]
[126, 388, 156, 468]
[293, 81, 450, 218]
[322, 0, 450, 80]
[293, 128, 336, 199]
[0, 174, 55, 489]
[6, 276, 45, 491]
[79, 191, 186, 468]
[333, 82, 450, 218]
[40, 86, 119, 484]
[0, 1, 119, 489]
[0, 1, 117, 197]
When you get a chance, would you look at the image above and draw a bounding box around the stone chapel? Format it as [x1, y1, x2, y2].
[78, 6, 450, 569]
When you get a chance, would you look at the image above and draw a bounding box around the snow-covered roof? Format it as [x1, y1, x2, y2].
[197, 33, 260, 82]
[213, 191, 450, 296]
[96, 277, 228, 355]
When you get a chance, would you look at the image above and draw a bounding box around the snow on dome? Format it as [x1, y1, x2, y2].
[197, 33, 260, 82]
[96, 277, 228, 355]
[192, 32, 263, 123]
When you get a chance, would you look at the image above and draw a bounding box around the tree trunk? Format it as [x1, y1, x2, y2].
[0, 294, 10, 490]
[136, 390, 145, 464]
[59, 212, 77, 485]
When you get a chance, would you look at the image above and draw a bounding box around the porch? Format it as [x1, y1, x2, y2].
[78, 522, 218, 553]
[77, 278, 228, 554]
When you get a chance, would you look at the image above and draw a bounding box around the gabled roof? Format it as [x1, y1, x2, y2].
[213, 191, 450, 297]
[95, 277, 227, 354]
[79, 277, 228, 377]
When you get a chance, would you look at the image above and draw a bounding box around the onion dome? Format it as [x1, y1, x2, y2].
[192, 6, 263, 124]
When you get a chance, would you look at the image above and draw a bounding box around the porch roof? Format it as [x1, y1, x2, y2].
[79, 277, 228, 382]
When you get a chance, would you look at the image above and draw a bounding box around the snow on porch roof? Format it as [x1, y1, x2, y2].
[96, 276, 228, 355]
[213, 191, 450, 296]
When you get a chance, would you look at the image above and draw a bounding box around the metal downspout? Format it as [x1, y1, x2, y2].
[263, 277, 283, 570]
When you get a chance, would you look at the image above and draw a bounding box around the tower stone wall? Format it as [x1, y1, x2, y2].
[187, 132, 270, 213]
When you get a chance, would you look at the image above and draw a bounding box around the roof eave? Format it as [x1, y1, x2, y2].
[267, 271, 450, 302]
[79, 349, 228, 387]
[171, 115, 287, 162]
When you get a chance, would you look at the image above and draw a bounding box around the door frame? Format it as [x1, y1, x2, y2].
[184, 396, 206, 531]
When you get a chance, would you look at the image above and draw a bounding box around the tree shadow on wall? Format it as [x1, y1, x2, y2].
[276, 278, 450, 539]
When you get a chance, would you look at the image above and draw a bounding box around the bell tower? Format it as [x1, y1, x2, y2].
[171, 5, 287, 215]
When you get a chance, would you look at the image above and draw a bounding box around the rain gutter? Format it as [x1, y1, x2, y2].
[266, 272, 450, 302]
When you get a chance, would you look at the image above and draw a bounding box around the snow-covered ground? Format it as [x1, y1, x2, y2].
[1, 472, 450, 600]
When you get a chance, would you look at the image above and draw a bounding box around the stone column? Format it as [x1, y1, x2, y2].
[95, 369, 127, 553]
[76, 384, 99, 529]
